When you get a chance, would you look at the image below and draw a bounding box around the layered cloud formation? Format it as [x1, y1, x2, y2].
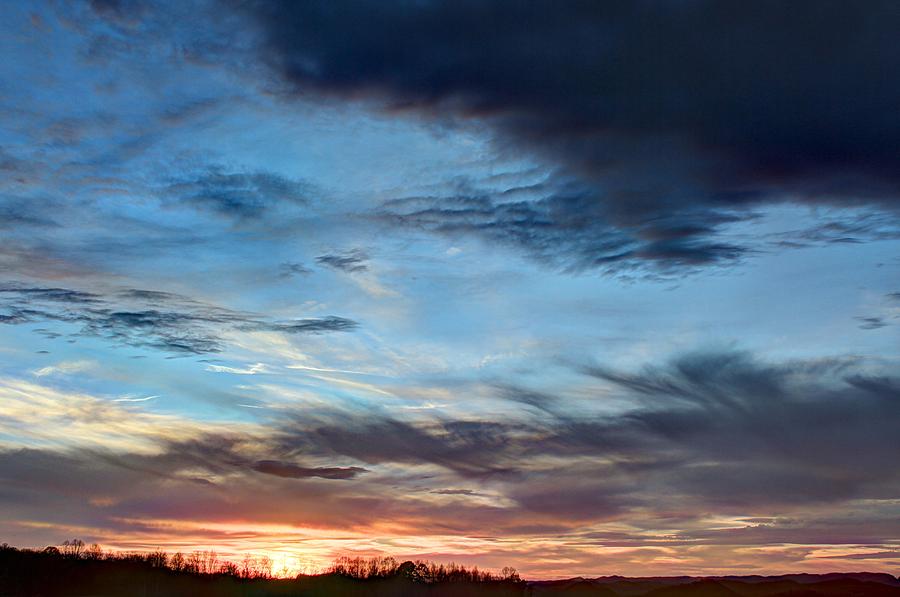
[2, 350, 898, 575]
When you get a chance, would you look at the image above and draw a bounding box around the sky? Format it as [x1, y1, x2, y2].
[1, 0, 899, 579]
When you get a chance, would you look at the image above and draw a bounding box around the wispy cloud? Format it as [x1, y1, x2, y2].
[0, 284, 358, 355]
[112, 395, 159, 403]
[163, 165, 314, 220]
[205, 362, 269, 375]
[279, 262, 312, 278]
[316, 249, 369, 273]
[32, 360, 95, 377]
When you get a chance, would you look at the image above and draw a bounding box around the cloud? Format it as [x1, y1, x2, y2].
[227, 348, 900, 516]
[316, 249, 369, 273]
[0, 377, 227, 453]
[88, 0, 150, 27]
[430, 488, 480, 496]
[260, 317, 359, 334]
[279, 262, 311, 278]
[0, 200, 60, 230]
[270, 415, 520, 479]
[242, 0, 900, 274]
[245, 349, 900, 514]
[205, 362, 269, 375]
[764, 210, 900, 249]
[0, 285, 100, 304]
[506, 475, 630, 521]
[111, 395, 159, 402]
[575, 350, 900, 508]
[32, 360, 95, 377]
[163, 165, 313, 219]
[6, 339, 899, 517]
[0, 284, 358, 355]
[378, 184, 749, 275]
[816, 550, 900, 561]
[252, 460, 367, 480]
[0, 446, 380, 539]
[855, 316, 889, 330]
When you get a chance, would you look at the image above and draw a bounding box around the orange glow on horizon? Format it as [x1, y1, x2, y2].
[8, 517, 900, 580]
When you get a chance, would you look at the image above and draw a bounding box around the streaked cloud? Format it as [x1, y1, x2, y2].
[0, 284, 358, 355]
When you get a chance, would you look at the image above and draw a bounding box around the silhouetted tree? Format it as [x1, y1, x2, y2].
[170, 552, 185, 571]
[219, 561, 239, 576]
[61, 539, 85, 559]
[186, 551, 202, 574]
[84, 543, 104, 560]
[148, 550, 168, 568]
[501, 567, 520, 582]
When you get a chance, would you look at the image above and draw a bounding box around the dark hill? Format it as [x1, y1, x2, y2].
[643, 580, 741, 597]
[530, 579, 618, 597]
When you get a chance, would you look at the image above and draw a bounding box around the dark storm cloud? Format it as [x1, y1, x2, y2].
[242, 0, 900, 274]
[164, 166, 313, 219]
[0, 283, 357, 354]
[316, 249, 369, 273]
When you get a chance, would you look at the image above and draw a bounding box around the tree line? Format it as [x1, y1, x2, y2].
[327, 555, 521, 583]
[3, 540, 520, 583]
[13, 539, 277, 579]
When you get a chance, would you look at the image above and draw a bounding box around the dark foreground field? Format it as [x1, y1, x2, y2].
[2, 546, 898, 597]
